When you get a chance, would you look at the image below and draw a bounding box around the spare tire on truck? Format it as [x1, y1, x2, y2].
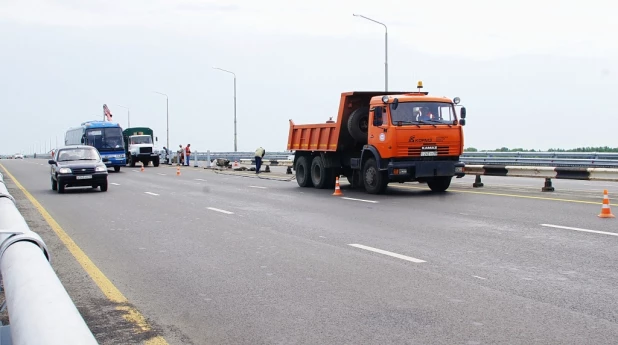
[347, 106, 369, 144]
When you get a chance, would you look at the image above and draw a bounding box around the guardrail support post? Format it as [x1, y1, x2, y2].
[473, 175, 484, 188]
[542, 178, 555, 192]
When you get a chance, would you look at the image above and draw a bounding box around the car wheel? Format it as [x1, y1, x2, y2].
[100, 181, 108, 192]
[51, 177, 57, 191]
[58, 183, 65, 194]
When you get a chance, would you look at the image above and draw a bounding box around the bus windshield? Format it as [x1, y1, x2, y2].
[85, 128, 124, 152]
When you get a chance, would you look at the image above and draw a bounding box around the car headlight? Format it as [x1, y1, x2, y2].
[95, 166, 107, 172]
[58, 168, 72, 174]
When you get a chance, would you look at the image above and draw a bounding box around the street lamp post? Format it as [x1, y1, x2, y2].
[353, 14, 388, 91]
[115, 104, 130, 128]
[212, 67, 237, 152]
[154, 92, 169, 164]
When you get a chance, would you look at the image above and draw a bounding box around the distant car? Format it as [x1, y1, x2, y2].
[14, 154, 24, 159]
[48, 145, 110, 193]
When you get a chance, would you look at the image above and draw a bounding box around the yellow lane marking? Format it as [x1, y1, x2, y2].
[393, 184, 618, 206]
[0, 164, 169, 345]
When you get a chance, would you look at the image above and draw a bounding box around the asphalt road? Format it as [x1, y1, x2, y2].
[2, 159, 618, 345]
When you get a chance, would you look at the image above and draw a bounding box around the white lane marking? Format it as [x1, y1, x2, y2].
[144, 192, 159, 196]
[249, 185, 267, 189]
[157, 173, 167, 176]
[111, 183, 120, 186]
[207, 207, 234, 215]
[541, 224, 618, 237]
[473, 275, 487, 280]
[348, 244, 426, 263]
[195, 178, 206, 181]
[132, 170, 139, 172]
[342, 197, 378, 203]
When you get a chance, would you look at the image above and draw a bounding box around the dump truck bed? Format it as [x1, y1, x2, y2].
[287, 91, 411, 152]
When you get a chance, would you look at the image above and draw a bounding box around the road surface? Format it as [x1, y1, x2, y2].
[1, 159, 618, 345]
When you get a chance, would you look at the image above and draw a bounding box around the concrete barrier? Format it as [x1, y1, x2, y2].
[465, 164, 618, 191]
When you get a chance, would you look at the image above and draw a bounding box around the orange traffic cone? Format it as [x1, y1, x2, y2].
[176, 166, 181, 176]
[140, 162, 145, 172]
[598, 190, 615, 218]
[332, 176, 343, 196]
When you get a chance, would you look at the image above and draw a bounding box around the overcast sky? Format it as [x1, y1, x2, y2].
[1, 0, 616, 155]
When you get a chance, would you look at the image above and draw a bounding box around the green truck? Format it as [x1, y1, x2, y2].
[122, 127, 160, 167]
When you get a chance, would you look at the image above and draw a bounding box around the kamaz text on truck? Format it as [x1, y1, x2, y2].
[287, 81, 467, 194]
[122, 127, 160, 167]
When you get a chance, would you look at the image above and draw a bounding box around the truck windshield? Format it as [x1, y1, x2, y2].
[131, 136, 152, 145]
[85, 128, 124, 152]
[390, 102, 456, 125]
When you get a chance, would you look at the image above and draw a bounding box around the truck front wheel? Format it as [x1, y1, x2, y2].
[363, 158, 388, 194]
[295, 156, 313, 187]
[153, 157, 160, 167]
[427, 176, 452, 193]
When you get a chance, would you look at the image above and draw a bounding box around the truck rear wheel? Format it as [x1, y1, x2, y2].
[363, 158, 388, 194]
[347, 106, 369, 144]
[427, 176, 452, 193]
[310, 156, 334, 189]
[295, 156, 313, 187]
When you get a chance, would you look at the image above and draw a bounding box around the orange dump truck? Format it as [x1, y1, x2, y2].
[287, 82, 467, 194]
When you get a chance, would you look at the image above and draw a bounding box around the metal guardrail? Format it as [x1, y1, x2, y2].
[0, 172, 98, 345]
[22, 150, 618, 168]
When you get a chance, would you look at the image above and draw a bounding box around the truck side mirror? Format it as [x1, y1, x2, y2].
[392, 98, 399, 110]
[460, 107, 466, 119]
[459, 119, 466, 126]
[81, 136, 85, 144]
[156, 137, 158, 142]
[373, 107, 383, 126]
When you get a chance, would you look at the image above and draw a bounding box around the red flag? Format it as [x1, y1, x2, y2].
[103, 104, 113, 121]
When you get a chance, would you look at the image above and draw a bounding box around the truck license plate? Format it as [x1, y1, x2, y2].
[76, 175, 92, 180]
[420, 151, 438, 157]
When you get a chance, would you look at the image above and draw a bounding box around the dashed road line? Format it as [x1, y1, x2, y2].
[207, 207, 234, 215]
[144, 192, 159, 196]
[111, 182, 120, 186]
[342, 197, 378, 203]
[540, 224, 618, 237]
[249, 185, 267, 189]
[157, 173, 167, 176]
[348, 244, 426, 263]
[473, 275, 487, 280]
[195, 178, 206, 181]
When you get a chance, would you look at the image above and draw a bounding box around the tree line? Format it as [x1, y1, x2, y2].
[464, 146, 618, 153]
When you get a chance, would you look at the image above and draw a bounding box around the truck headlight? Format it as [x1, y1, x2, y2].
[95, 166, 107, 172]
[117, 154, 126, 159]
[393, 168, 407, 175]
[58, 168, 72, 174]
[455, 167, 464, 173]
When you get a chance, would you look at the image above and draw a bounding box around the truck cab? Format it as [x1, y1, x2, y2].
[123, 127, 160, 167]
[349, 83, 466, 193]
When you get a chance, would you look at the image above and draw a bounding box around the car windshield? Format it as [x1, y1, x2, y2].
[390, 102, 456, 125]
[57, 148, 100, 162]
[131, 136, 152, 145]
[85, 128, 124, 152]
